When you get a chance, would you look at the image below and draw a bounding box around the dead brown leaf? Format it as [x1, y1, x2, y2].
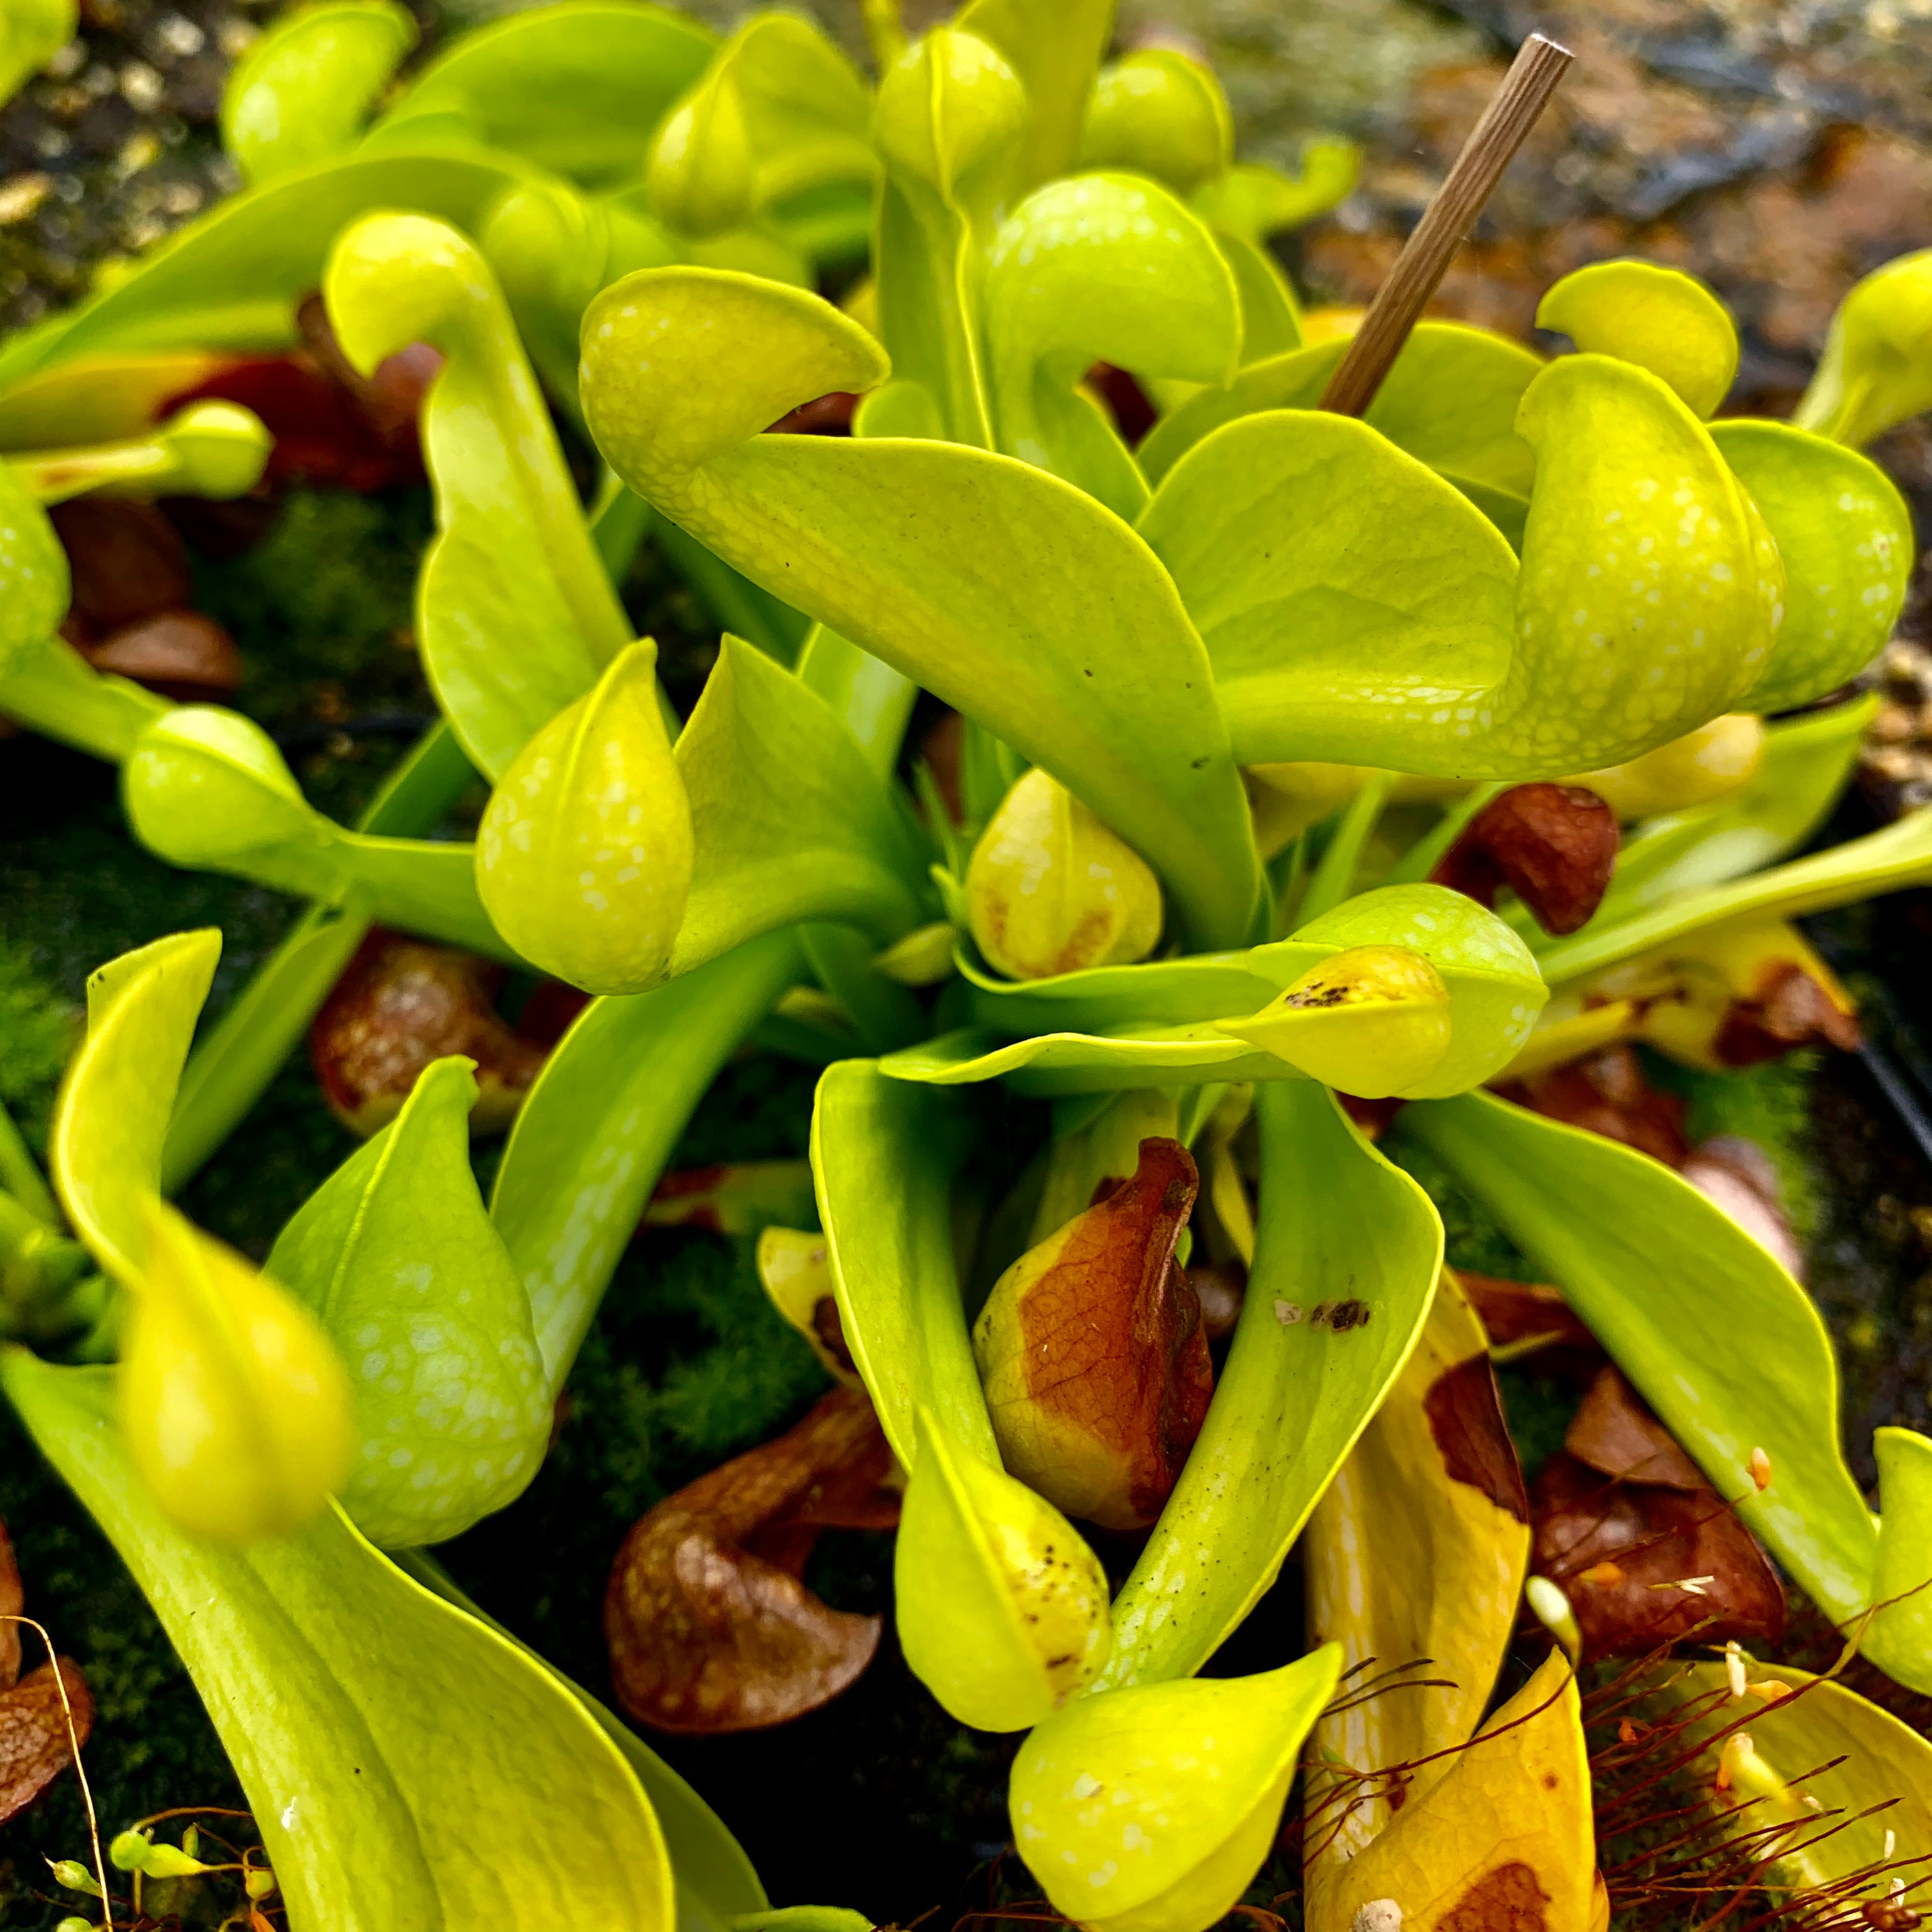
[0, 1517, 94, 1828]
[604, 1387, 896, 1735]
[1498, 1044, 1689, 1167]
[1565, 1367, 1704, 1490]
[1423, 1353, 1531, 1523]
[309, 929, 546, 1136]
[1431, 784, 1620, 937]
[79, 609, 243, 700]
[1532, 1441, 1784, 1660]
[974, 1137, 1213, 1531]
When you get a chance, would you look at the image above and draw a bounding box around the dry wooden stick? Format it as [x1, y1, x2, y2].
[1320, 31, 1574, 418]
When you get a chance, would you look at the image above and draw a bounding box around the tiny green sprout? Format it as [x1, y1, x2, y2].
[1527, 1573, 1583, 1662]
[134, 1841, 214, 1880]
[966, 769, 1163, 980]
[107, 1828, 151, 1871]
[872, 920, 958, 986]
[52, 1917, 96, 1932]
[48, 1859, 100, 1896]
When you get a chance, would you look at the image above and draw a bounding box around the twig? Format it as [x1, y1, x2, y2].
[1320, 32, 1574, 417]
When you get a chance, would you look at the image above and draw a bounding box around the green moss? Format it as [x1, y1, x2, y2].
[1386, 1128, 1535, 1280]
[1639, 1047, 1821, 1241]
[0, 942, 75, 1154]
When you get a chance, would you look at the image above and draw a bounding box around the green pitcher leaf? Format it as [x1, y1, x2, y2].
[123, 706, 510, 960]
[1217, 229, 1303, 366]
[1402, 1090, 1897, 1675]
[1137, 408, 1519, 771]
[1, 1352, 679, 1932]
[1537, 802, 1932, 990]
[1794, 247, 1932, 451]
[670, 636, 924, 976]
[326, 210, 631, 779]
[648, 13, 872, 240]
[371, 0, 715, 187]
[476, 640, 692, 996]
[50, 929, 220, 1285]
[958, 951, 1281, 1036]
[1640, 1661, 1932, 1892]
[0, 153, 526, 388]
[266, 1057, 551, 1549]
[1867, 1426, 1932, 1689]
[121, 1197, 356, 1544]
[879, 1023, 1277, 1096]
[1537, 259, 1738, 417]
[1096, 1083, 1439, 1687]
[221, 0, 417, 187]
[581, 268, 1263, 950]
[952, 0, 1112, 193]
[491, 930, 804, 1390]
[982, 171, 1238, 515]
[1079, 48, 1233, 195]
[1013, 1646, 1344, 1932]
[1303, 1269, 1530, 1861]
[395, 1549, 768, 1932]
[0, 636, 167, 760]
[870, 26, 1023, 448]
[1190, 144, 1361, 243]
[1137, 321, 1540, 492]
[809, 1061, 993, 1468]
[0, 0, 72, 105]
[1247, 884, 1546, 1099]
[1712, 420, 1912, 713]
[0, 452, 72, 674]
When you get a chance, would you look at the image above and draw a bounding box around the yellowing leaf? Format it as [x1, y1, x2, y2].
[1306, 1653, 1595, 1932]
[1304, 1271, 1530, 1864]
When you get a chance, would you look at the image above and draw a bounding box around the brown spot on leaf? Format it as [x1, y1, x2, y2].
[1432, 785, 1620, 936]
[1531, 1450, 1784, 1658]
[310, 929, 546, 1137]
[604, 1387, 896, 1735]
[1442, 1860, 1549, 1932]
[1424, 1354, 1531, 1523]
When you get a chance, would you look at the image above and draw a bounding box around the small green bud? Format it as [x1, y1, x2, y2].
[1216, 944, 1451, 1096]
[245, 1866, 278, 1900]
[475, 641, 693, 994]
[48, 1860, 100, 1895]
[134, 1842, 211, 1879]
[648, 66, 755, 237]
[1080, 49, 1233, 194]
[107, 1830, 151, 1871]
[1009, 1646, 1342, 1932]
[53, 1916, 96, 1932]
[871, 28, 1024, 204]
[965, 769, 1162, 981]
[894, 1407, 1111, 1732]
[179, 1825, 197, 1859]
[157, 401, 272, 500]
[120, 1197, 356, 1544]
[123, 707, 326, 872]
[871, 920, 958, 986]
